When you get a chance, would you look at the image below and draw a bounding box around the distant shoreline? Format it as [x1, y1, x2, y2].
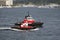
[0, 4, 60, 8]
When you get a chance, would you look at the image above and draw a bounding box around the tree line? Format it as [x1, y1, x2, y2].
[14, 0, 60, 5]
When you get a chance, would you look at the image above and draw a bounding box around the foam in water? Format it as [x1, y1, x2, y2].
[0, 27, 11, 30]
[0, 27, 39, 31]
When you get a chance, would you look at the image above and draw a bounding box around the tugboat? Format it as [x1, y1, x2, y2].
[11, 14, 43, 30]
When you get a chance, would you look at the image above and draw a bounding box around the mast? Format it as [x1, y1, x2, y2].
[27, 11, 30, 16]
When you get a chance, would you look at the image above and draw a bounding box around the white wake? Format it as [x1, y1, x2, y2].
[30, 28, 39, 31]
[0, 27, 39, 31]
[0, 27, 11, 30]
[0, 27, 23, 31]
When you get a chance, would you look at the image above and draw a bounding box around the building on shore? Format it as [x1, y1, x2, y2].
[0, 0, 13, 6]
[0, 0, 6, 6]
[6, 0, 13, 6]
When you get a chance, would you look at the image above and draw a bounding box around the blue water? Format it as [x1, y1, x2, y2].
[0, 7, 60, 40]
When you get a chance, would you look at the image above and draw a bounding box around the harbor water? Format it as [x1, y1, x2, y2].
[0, 7, 60, 40]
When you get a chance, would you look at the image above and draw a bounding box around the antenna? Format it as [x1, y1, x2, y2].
[27, 11, 30, 16]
